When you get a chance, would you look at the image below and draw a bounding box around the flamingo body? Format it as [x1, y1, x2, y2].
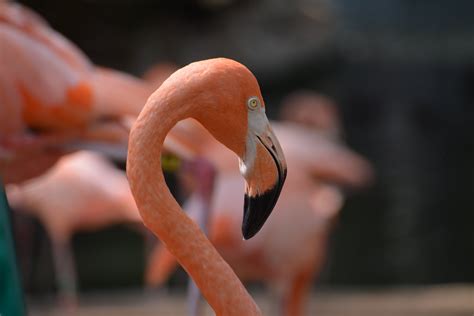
[0, 2, 153, 183]
[7, 150, 140, 243]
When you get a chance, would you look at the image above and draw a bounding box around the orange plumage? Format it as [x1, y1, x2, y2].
[128, 58, 287, 315]
[0, 2, 153, 183]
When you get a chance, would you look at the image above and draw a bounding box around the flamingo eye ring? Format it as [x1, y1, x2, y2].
[247, 97, 260, 110]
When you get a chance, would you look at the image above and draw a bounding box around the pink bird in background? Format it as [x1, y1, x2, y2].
[279, 91, 343, 140]
[146, 92, 374, 316]
[0, 2, 154, 183]
[6, 151, 142, 314]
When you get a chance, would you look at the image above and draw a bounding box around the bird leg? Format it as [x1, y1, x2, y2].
[51, 239, 78, 316]
[180, 157, 216, 316]
[187, 279, 202, 316]
[279, 268, 315, 316]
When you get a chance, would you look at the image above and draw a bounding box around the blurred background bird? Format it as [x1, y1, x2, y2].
[6, 151, 141, 314]
[0, 1, 155, 184]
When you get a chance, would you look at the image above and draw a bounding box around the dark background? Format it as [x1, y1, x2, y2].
[15, 0, 474, 291]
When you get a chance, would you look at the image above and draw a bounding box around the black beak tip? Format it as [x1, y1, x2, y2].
[242, 226, 257, 240]
[242, 183, 283, 239]
[242, 134, 287, 239]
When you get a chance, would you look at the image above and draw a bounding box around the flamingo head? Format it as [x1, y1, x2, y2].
[238, 102, 287, 239]
[182, 58, 287, 239]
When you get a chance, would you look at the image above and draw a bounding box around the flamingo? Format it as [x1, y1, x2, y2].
[0, 2, 154, 183]
[6, 151, 142, 313]
[279, 90, 343, 139]
[145, 88, 374, 315]
[0, 3, 148, 314]
[127, 58, 287, 315]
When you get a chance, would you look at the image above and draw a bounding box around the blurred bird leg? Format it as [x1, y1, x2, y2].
[180, 158, 216, 316]
[51, 239, 78, 316]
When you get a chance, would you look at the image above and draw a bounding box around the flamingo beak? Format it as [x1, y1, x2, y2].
[241, 126, 287, 239]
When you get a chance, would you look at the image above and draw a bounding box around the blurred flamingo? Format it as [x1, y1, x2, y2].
[0, 2, 154, 183]
[127, 58, 287, 315]
[6, 151, 142, 313]
[279, 90, 343, 139]
[141, 62, 178, 89]
[146, 94, 374, 315]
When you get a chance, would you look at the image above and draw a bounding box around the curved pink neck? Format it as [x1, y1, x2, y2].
[127, 95, 261, 316]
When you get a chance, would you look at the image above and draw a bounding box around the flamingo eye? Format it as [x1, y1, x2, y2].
[247, 97, 260, 110]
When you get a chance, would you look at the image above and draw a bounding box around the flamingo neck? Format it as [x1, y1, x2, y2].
[127, 96, 261, 316]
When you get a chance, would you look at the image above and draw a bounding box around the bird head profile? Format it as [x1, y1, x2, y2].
[160, 58, 287, 239]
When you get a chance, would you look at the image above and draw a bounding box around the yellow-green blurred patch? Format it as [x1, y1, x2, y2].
[161, 154, 181, 172]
